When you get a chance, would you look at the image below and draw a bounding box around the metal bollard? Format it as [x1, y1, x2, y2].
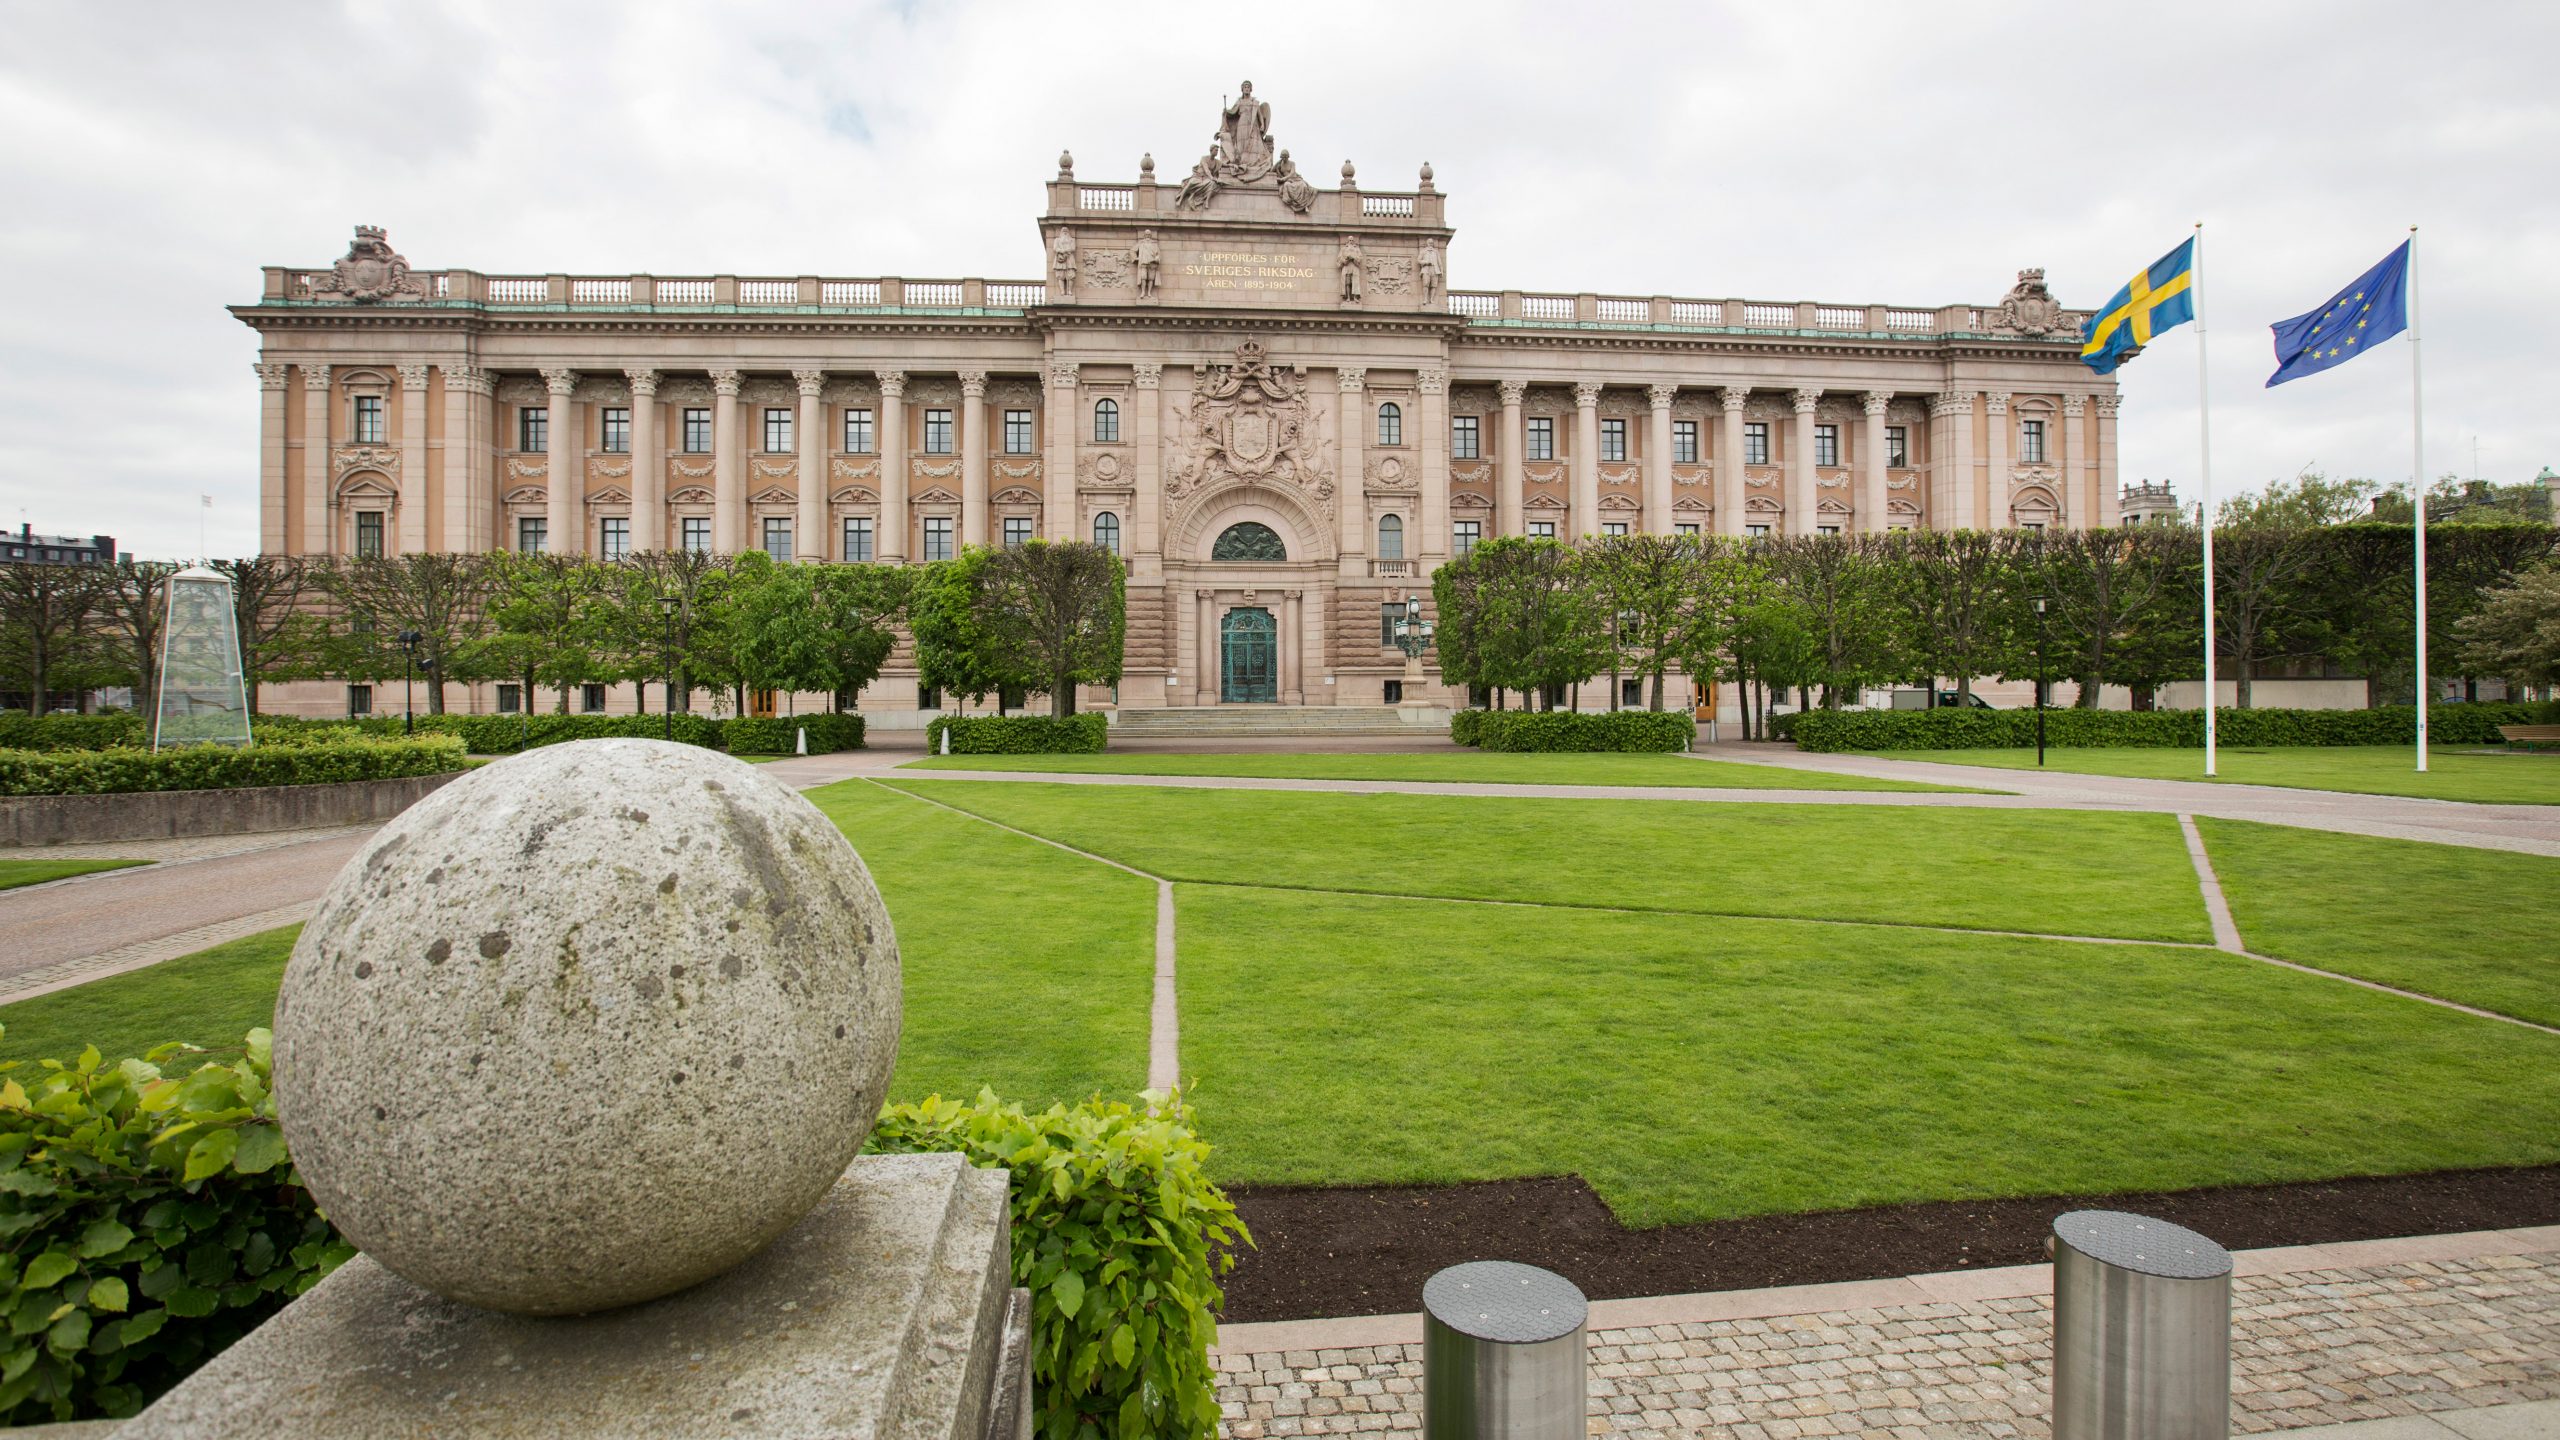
[2050, 1209, 2233, 1440]
[1422, 1261, 1586, 1440]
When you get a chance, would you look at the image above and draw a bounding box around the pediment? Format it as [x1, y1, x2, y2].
[913, 487, 960, 505]
[502, 485, 547, 505]
[336, 475, 398, 500]
[1524, 492, 1567, 509]
[1817, 496, 1852, 513]
[668, 486, 715, 505]
[1672, 494, 1710, 512]
[1888, 496, 1922, 514]
[588, 485, 631, 505]
[1597, 493, 1640, 512]
[991, 487, 1043, 506]
[1450, 492, 1492, 511]
[830, 486, 879, 505]
[1745, 494, 1784, 513]
[747, 485, 796, 505]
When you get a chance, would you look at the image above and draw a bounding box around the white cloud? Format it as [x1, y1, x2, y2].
[2, 0, 2553, 558]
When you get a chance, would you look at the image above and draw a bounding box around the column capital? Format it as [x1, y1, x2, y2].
[875, 369, 906, 400]
[2095, 394, 2123, 417]
[709, 369, 743, 397]
[1718, 386, 1748, 413]
[396, 363, 431, 391]
[1497, 379, 1526, 406]
[1791, 387, 1823, 413]
[1196, 587, 1215, 599]
[445, 366, 493, 396]
[625, 368, 661, 398]
[302, 363, 333, 391]
[959, 370, 989, 397]
[1572, 381, 1604, 408]
[793, 368, 827, 397]
[1931, 392, 1975, 417]
[2062, 394, 2087, 416]
[1646, 383, 1677, 410]
[1046, 363, 1078, 391]
[1862, 391, 1892, 416]
[1131, 362, 1161, 390]
[1338, 367, 1366, 394]
[1417, 367, 1447, 396]
[1984, 391, 2011, 415]
[257, 362, 291, 391]
[541, 367, 579, 396]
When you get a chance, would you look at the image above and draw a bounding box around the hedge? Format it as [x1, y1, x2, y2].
[724, 714, 865, 755]
[1780, 700, 2560, 753]
[0, 738, 466, 796]
[1463, 709, 1696, 753]
[1448, 708, 1486, 747]
[870, 1091, 1246, 1440]
[925, 712, 1108, 755]
[0, 1028, 353, 1424]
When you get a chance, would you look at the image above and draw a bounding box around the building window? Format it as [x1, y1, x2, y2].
[1886, 425, 1908, 467]
[517, 516, 547, 554]
[1530, 520, 1556, 539]
[580, 683, 607, 714]
[842, 516, 874, 562]
[354, 511, 384, 558]
[1451, 415, 1480, 459]
[1817, 524, 1841, 536]
[1377, 402, 1403, 447]
[1602, 521, 1629, 537]
[496, 683, 522, 714]
[1746, 523, 1772, 538]
[918, 684, 942, 709]
[843, 407, 874, 454]
[1673, 420, 1699, 464]
[1600, 418, 1627, 463]
[601, 407, 630, 454]
[762, 408, 793, 454]
[600, 516, 629, 561]
[680, 516, 710, 554]
[1380, 603, 1405, 648]
[1676, 522, 1701, 537]
[1377, 513, 1404, 560]
[923, 409, 953, 454]
[348, 684, 372, 717]
[1744, 423, 1770, 466]
[1383, 679, 1404, 704]
[1003, 409, 1033, 455]
[1093, 398, 1119, 443]
[1002, 516, 1032, 548]
[1093, 512, 1120, 555]
[923, 516, 954, 561]
[1527, 417, 1554, 461]
[518, 406, 547, 453]
[682, 407, 710, 453]
[353, 395, 384, 444]
[1453, 519, 1481, 557]
[762, 516, 793, 562]
[1815, 424, 1839, 467]
[2021, 419, 2047, 464]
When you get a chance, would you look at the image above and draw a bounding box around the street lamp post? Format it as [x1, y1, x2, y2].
[1390, 592, 1436, 708]
[397, 629, 421, 736]
[2032, 596, 2049, 768]
[659, 595, 680, 741]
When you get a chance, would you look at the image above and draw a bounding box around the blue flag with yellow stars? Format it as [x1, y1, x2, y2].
[2080, 239, 2196, 375]
[2267, 241, 2409, 386]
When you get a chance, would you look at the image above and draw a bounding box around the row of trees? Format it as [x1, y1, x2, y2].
[0, 543, 1129, 719]
[1434, 474, 2556, 732]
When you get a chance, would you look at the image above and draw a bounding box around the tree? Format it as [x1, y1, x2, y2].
[0, 561, 108, 715]
[2454, 565, 2560, 689]
[481, 554, 611, 712]
[92, 560, 178, 711]
[2040, 528, 2182, 708]
[1765, 533, 1903, 709]
[1460, 538, 1605, 707]
[1893, 530, 2018, 705]
[909, 549, 1012, 709]
[317, 554, 495, 716]
[209, 555, 315, 715]
[977, 541, 1126, 716]
[809, 563, 909, 707]
[1581, 533, 1699, 711]
[1726, 590, 1821, 741]
[614, 550, 736, 713]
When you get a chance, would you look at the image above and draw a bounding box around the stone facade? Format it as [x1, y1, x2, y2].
[234, 85, 2118, 719]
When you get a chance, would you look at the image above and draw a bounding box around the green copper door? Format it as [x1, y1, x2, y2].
[1219, 608, 1278, 703]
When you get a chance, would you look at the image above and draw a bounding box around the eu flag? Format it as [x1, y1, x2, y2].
[2081, 239, 2196, 375]
[2266, 241, 2409, 386]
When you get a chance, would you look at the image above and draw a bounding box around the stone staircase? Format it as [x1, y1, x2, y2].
[1107, 705, 1453, 739]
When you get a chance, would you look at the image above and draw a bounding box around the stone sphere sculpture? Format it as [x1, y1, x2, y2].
[274, 739, 900, 1316]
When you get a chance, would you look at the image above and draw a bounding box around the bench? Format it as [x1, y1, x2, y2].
[2498, 725, 2560, 750]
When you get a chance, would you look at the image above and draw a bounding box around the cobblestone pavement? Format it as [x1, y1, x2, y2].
[1214, 1243, 2560, 1439]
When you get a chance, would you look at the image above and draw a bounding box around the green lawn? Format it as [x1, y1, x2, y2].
[2199, 818, 2560, 1027]
[1179, 885, 2560, 1225]
[1897, 745, 2560, 805]
[0, 857, 148, 891]
[885, 780, 2214, 943]
[0, 925, 297, 1065]
[901, 750, 1985, 793]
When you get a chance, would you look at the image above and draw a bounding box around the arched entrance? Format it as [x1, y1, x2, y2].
[1220, 608, 1278, 703]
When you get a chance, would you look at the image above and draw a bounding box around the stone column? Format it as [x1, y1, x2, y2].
[1195, 589, 1216, 706]
[1788, 388, 1820, 537]
[793, 369, 827, 560]
[1933, 392, 1976, 529]
[445, 367, 492, 553]
[396, 364, 430, 555]
[1130, 364, 1162, 563]
[1045, 363, 1078, 541]
[257, 363, 289, 554]
[1644, 384, 1675, 535]
[1571, 381, 1602, 539]
[1496, 379, 1526, 538]
[2060, 395, 2085, 528]
[1984, 391, 2012, 531]
[1716, 387, 1746, 537]
[2095, 395, 2123, 527]
[1417, 367, 1449, 562]
[1861, 391, 1891, 533]
[542, 368, 582, 556]
[710, 370, 744, 553]
[1283, 590, 1303, 703]
[303, 364, 333, 555]
[876, 371, 908, 562]
[1336, 369, 1366, 564]
[959, 371, 989, 548]
[627, 370, 663, 552]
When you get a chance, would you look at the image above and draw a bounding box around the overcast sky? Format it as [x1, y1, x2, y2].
[3, 0, 2554, 561]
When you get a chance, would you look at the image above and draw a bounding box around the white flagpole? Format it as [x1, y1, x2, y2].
[2194, 222, 2218, 776]
[2410, 226, 2429, 773]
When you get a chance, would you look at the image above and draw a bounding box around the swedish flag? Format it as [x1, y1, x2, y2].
[2080, 239, 2197, 375]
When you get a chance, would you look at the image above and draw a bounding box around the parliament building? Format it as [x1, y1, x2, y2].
[235, 84, 2119, 722]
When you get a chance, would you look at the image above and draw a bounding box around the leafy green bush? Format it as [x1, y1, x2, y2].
[870, 1091, 1247, 1440]
[925, 713, 1108, 755]
[0, 738, 467, 796]
[0, 1028, 353, 1424]
[724, 714, 866, 755]
[1472, 710, 1696, 753]
[0, 714, 146, 752]
[1448, 709, 1486, 747]
[387, 713, 729, 754]
[1781, 702, 2554, 752]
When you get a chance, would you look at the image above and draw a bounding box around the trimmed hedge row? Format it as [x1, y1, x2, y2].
[0, 738, 467, 796]
[7, 711, 870, 757]
[0, 714, 145, 751]
[1780, 701, 2560, 753]
[1455, 709, 1697, 753]
[925, 712, 1108, 755]
[722, 715, 866, 755]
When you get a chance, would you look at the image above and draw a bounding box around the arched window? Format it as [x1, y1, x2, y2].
[1093, 398, 1120, 443]
[1377, 402, 1403, 447]
[1211, 521, 1288, 562]
[1093, 511, 1121, 555]
[1376, 513, 1404, 560]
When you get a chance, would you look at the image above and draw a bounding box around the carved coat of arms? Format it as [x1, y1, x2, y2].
[1164, 340, 1333, 522]
[311, 225, 426, 303]
[1991, 268, 2075, 339]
